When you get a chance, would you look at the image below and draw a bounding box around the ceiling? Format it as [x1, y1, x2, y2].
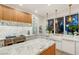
[5, 4, 79, 19]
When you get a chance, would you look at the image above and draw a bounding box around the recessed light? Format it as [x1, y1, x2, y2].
[35, 10, 38, 13]
[48, 4, 51, 6]
[19, 4, 23, 6]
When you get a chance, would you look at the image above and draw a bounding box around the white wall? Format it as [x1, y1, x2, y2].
[38, 17, 48, 34]
[32, 14, 39, 35]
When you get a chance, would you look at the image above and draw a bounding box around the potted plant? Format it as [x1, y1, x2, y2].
[46, 26, 53, 34]
[69, 25, 77, 35]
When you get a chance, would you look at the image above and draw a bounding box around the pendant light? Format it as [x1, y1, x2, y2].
[54, 9, 58, 34]
[19, 4, 23, 6]
[55, 9, 58, 24]
[68, 4, 72, 22]
[46, 12, 48, 19]
[46, 4, 49, 21]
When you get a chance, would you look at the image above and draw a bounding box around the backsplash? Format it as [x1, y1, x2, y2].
[0, 20, 32, 39]
[0, 26, 32, 39]
[0, 20, 32, 26]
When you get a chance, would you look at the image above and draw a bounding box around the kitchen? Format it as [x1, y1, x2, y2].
[0, 4, 79, 55]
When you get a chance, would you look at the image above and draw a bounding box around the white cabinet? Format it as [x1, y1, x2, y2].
[52, 36, 63, 50]
[54, 40, 62, 50]
[76, 41, 79, 55]
[62, 39, 76, 54]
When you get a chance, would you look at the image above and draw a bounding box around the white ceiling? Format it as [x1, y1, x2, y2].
[5, 4, 79, 19]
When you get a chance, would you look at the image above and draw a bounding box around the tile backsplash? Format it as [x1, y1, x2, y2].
[0, 26, 32, 39]
[0, 20, 32, 40]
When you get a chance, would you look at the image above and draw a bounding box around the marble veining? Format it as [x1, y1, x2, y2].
[0, 38, 54, 55]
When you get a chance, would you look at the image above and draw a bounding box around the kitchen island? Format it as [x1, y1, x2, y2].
[0, 38, 55, 55]
[50, 34, 79, 55]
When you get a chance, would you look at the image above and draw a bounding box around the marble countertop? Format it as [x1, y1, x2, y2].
[47, 34, 79, 42]
[62, 35, 79, 42]
[0, 38, 54, 55]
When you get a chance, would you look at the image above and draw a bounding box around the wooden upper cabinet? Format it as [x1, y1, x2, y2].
[27, 14, 32, 23]
[11, 9, 16, 22]
[15, 10, 20, 22]
[30, 14, 32, 23]
[0, 5, 32, 23]
[15, 11, 32, 23]
[15, 10, 24, 22]
[23, 13, 27, 23]
[20, 12, 25, 22]
[3, 6, 14, 21]
[0, 5, 2, 19]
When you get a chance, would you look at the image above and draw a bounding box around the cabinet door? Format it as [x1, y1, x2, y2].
[12, 10, 19, 22]
[26, 14, 29, 23]
[76, 42, 79, 55]
[15, 10, 25, 22]
[62, 40, 75, 54]
[20, 12, 25, 22]
[15, 10, 20, 22]
[3, 6, 13, 21]
[24, 13, 27, 23]
[12, 9, 16, 22]
[22, 13, 32, 23]
[28, 14, 32, 23]
[15, 10, 18, 22]
[55, 40, 62, 50]
[27, 14, 32, 23]
[0, 5, 2, 20]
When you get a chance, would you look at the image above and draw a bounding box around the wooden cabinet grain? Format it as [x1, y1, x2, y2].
[0, 5, 2, 19]
[12, 10, 16, 22]
[40, 43, 56, 55]
[0, 5, 32, 24]
[29, 14, 32, 23]
[15, 10, 25, 23]
[24, 13, 27, 23]
[15, 10, 20, 22]
[20, 12, 25, 22]
[3, 6, 14, 21]
[27, 14, 32, 23]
